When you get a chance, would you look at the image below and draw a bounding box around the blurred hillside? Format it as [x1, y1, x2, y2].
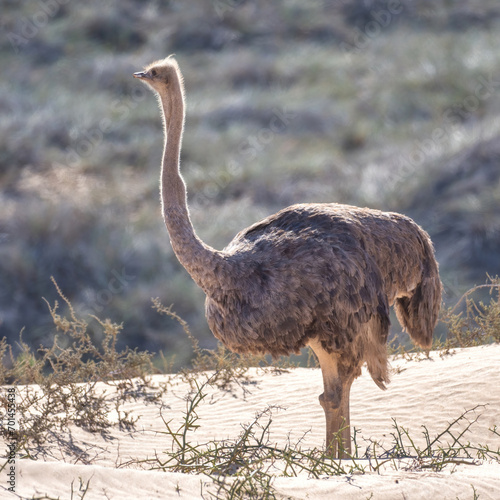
[1, 0, 500, 368]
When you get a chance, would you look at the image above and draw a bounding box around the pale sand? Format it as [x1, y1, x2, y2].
[3, 344, 500, 499]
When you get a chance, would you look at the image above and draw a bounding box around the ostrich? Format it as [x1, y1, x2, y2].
[133, 57, 442, 458]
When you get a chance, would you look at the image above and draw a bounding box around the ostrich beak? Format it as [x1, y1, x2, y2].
[133, 71, 148, 79]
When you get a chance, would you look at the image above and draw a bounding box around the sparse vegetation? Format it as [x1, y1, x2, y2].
[441, 275, 500, 348]
[0, 278, 162, 460]
[0, 281, 299, 463]
[138, 378, 499, 500]
[1, 278, 498, 472]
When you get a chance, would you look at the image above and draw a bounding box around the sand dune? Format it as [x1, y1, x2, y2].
[4, 344, 500, 499]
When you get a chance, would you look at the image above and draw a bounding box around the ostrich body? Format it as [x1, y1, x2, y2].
[134, 57, 442, 457]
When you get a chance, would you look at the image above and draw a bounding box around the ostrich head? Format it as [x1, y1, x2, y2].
[133, 57, 184, 96]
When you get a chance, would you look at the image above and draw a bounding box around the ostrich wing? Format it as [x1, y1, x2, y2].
[205, 204, 391, 359]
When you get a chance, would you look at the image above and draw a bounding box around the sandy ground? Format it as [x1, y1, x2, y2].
[2, 344, 500, 499]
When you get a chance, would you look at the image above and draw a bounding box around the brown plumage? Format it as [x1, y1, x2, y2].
[134, 57, 442, 458]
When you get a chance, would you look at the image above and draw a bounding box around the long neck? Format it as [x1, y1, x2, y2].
[157, 81, 223, 296]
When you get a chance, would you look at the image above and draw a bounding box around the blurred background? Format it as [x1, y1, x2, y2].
[1, 0, 499, 369]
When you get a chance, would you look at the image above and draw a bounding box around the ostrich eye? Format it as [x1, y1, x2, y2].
[151, 69, 157, 77]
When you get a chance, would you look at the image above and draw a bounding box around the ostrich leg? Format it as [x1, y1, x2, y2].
[308, 339, 356, 458]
